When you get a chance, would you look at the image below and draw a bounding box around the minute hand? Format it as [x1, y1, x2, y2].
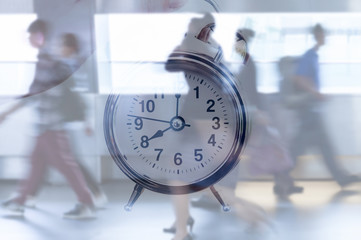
[175, 94, 181, 117]
[127, 114, 170, 124]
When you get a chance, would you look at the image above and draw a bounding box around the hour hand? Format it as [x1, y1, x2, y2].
[149, 127, 171, 141]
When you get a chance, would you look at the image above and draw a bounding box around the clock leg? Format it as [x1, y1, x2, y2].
[124, 184, 144, 211]
[210, 185, 231, 212]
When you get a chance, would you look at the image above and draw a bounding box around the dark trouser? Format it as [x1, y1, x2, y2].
[17, 153, 101, 197]
[289, 109, 348, 184]
[15, 130, 94, 206]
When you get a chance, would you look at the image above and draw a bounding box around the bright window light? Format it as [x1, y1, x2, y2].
[0, 14, 37, 62]
[108, 13, 201, 62]
[0, 14, 37, 96]
[96, 13, 361, 94]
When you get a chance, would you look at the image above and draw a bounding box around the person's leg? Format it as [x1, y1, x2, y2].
[16, 172, 46, 198]
[3, 133, 48, 215]
[273, 110, 309, 196]
[289, 117, 310, 164]
[65, 129, 104, 196]
[47, 130, 93, 207]
[75, 159, 108, 208]
[311, 113, 357, 186]
[172, 194, 192, 240]
[14, 134, 48, 205]
[11, 165, 47, 208]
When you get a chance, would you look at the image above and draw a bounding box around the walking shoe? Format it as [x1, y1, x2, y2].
[2, 202, 25, 217]
[2, 193, 36, 208]
[63, 203, 95, 220]
[163, 216, 194, 234]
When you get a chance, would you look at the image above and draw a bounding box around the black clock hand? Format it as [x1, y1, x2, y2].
[127, 114, 170, 124]
[148, 127, 171, 141]
[175, 94, 181, 117]
[128, 114, 191, 128]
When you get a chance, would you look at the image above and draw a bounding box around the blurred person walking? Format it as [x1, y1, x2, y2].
[232, 29, 301, 199]
[282, 24, 360, 189]
[58, 33, 108, 208]
[2, 33, 108, 210]
[164, 17, 272, 240]
[0, 19, 96, 219]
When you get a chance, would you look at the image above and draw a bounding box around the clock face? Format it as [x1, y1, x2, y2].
[104, 56, 247, 194]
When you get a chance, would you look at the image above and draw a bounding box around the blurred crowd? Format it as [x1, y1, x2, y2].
[0, 1, 361, 240]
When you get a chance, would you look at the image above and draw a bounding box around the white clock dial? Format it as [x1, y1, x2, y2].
[110, 70, 240, 186]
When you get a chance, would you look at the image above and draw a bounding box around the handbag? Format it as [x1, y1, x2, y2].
[246, 125, 293, 176]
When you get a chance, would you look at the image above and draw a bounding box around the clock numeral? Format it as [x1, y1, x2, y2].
[212, 117, 220, 130]
[134, 117, 143, 130]
[208, 134, 216, 146]
[174, 153, 182, 166]
[154, 148, 163, 161]
[194, 86, 199, 99]
[194, 149, 203, 161]
[140, 136, 149, 148]
[140, 100, 155, 113]
[207, 99, 215, 112]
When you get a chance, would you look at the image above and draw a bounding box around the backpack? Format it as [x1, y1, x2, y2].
[60, 87, 86, 122]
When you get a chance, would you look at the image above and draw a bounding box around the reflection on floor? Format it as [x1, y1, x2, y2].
[1, 180, 361, 240]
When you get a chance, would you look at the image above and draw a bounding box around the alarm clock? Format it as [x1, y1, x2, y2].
[103, 13, 249, 211]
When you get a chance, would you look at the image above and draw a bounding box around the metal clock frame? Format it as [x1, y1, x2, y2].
[104, 51, 248, 210]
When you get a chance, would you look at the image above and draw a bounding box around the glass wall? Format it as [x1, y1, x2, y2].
[95, 13, 361, 94]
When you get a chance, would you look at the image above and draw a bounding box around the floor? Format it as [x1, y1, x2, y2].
[1, 180, 361, 240]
